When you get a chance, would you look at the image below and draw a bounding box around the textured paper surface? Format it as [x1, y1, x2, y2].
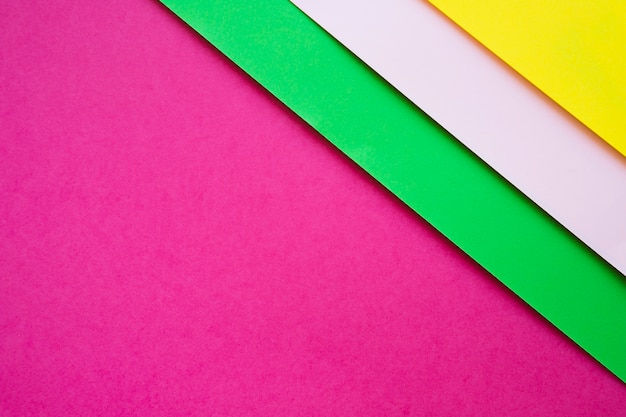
[2, 1, 626, 414]
[428, 0, 626, 156]
[156, 0, 626, 382]
[291, 0, 626, 275]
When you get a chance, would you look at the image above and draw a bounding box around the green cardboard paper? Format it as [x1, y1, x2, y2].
[159, 0, 626, 382]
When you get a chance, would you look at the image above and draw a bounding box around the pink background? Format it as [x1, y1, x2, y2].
[1, 0, 625, 415]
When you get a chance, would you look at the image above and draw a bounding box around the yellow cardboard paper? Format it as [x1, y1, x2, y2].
[428, 0, 626, 156]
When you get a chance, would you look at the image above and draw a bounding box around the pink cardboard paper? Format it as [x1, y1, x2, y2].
[1, 1, 625, 415]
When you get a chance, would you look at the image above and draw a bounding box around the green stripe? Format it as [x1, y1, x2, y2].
[160, 0, 626, 382]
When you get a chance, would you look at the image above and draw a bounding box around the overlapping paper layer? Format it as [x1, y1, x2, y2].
[291, 0, 626, 275]
[2, 1, 625, 414]
[159, 0, 626, 382]
[428, 0, 626, 156]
